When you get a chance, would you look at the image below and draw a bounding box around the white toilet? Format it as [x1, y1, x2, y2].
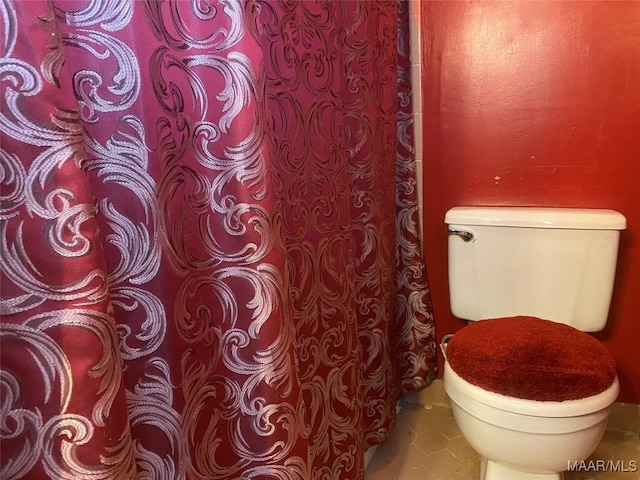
[442, 206, 626, 480]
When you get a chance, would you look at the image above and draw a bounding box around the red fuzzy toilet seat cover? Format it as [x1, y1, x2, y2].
[445, 316, 617, 402]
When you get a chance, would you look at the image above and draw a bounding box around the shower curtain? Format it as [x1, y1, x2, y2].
[0, 1, 436, 479]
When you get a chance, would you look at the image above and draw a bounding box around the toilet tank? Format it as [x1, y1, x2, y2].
[446, 207, 626, 331]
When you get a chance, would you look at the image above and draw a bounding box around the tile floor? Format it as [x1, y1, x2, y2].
[365, 403, 640, 480]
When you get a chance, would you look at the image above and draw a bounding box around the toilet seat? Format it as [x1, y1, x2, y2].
[445, 316, 617, 402]
[444, 361, 619, 421]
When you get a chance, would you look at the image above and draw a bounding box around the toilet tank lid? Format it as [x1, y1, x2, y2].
[445, 207, 626, 230]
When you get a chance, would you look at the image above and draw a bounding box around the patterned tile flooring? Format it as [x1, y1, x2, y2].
[365, 403, 640, 480]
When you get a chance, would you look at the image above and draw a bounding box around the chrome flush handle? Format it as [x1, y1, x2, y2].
[447, 228, 475, 242]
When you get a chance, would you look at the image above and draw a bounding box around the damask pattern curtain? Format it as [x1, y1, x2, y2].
[0, 1, 436, 479]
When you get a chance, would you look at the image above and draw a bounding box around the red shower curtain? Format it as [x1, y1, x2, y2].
[0, 1, 436, 478]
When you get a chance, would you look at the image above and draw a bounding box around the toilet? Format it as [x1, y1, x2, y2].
[442, 206, 626, 480]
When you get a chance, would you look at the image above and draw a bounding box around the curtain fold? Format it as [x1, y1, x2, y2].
[0, 1, 436, 479]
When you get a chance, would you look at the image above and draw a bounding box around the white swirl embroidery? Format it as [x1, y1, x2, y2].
[63, 29, 140, 122]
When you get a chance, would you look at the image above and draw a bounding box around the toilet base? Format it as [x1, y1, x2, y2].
[482, 459, 563, 480]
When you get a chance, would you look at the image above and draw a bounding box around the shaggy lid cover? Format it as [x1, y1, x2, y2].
[446, 316, 617, 401]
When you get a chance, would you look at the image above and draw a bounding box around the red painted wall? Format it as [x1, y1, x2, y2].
[420, 1, 640, 403]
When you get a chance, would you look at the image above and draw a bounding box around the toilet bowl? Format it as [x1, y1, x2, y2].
[441, 315, 620, 479]
[444, 361, 619, 480]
